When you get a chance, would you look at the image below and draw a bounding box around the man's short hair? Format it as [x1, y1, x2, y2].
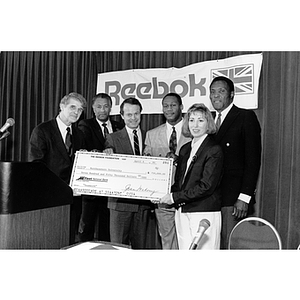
[92, 93, 112, 107]
[60, 92, 87, 108]
[162, 92, 182, 106]
[120, 98, 143, 115]
[209, 76, 235, 94]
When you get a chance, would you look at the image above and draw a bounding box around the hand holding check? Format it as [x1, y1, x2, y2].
[103, 148, 114, 155]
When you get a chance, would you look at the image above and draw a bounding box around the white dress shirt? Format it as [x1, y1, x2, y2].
[214, 103, 233, 126]
[125, 126, 142, 155]
[166, 119, 183, 144]
[56, 115, 71, 143]
[96, 118, 113, 135]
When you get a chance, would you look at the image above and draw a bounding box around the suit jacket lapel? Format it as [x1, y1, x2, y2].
[111, 120, 122, 132]
[119, 128, 134, 155]
[114, 127, 146, 155]
[141, 129, 146, 153]
[158, 124, 169, 149]
[178, 143, 191, 189]
[177, 134, 191, 155]
[92, 118, 106, 145]
[216, 105, 240, 141]
[181, 136, 210, 187]
[50, 119, 70, 161]
[157, 123, 191, 154]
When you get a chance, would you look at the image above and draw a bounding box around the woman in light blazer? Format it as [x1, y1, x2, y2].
[155, 103, 223, 249]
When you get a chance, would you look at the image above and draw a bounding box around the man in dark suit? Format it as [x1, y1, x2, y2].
[209, 76, 262, 249]
[103, 97, 154, 249]
[77, 93, 123, 242]
[28, 92, 87, 244]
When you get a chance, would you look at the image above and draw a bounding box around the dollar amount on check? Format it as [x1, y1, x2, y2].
[70, 151, 174, 201]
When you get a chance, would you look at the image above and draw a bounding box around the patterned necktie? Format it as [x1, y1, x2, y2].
[169, 126, 177, 154]
[65, 127, 72, 156]
[102, 123, 109, 138]
[216, 113, 222, 132]
[133, 129, 140, 155]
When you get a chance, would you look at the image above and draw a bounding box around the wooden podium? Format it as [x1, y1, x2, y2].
[0, 161, 73, 249]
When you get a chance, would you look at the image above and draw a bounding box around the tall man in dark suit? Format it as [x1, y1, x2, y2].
[209, 76, 262, 249]
[78, 93, 123, 242]
[103, 97, 154, 249]
[28, 92, 87, 244]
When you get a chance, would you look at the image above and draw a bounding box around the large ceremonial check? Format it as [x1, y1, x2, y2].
[69, 151, 173, 201]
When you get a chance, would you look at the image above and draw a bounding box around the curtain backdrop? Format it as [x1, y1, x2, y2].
[257, 52, 300, 249]
[0, 51, 97, 161]
[0, 51, 299, 249]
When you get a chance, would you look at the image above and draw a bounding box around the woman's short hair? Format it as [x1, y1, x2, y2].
[182, 103, 216, 138]
[60, 92, 87, 108]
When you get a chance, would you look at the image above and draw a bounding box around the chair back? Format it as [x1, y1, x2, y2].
[228, 217, 282, 250]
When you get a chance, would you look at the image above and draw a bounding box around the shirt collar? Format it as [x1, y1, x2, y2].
[96, 118, 111, 127]
[56, 115, 71, 132]
[125, 126, 140, 134]
[217, 103, 234, 120]
[191, 133, 208, 150]
[166, 119, 183, 130]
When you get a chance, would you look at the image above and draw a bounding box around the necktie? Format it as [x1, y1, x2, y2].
[169, 126, 177, 154]
[65, 127, 72, 156]
[216, 113, 222, 132]
[133, 129, 140, 155]
[102, 123, 109, 138]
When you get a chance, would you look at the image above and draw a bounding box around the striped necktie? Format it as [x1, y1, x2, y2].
[169, 126, 177, 154]
[133, 129, 140, 155]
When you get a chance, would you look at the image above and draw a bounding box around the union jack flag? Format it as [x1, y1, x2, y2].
[211, 64, 254, 95]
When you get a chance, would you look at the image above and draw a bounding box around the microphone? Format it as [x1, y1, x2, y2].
[189, 219, 211, 250]
[0, 118, 15, 133]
